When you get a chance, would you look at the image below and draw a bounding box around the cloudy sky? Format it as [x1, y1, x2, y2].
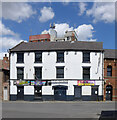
[0, 1, 116, 58]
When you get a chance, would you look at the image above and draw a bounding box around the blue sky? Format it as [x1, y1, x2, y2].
[0, 2, 116, 58]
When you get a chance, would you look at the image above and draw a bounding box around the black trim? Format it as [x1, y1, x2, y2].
[10, 95, 17, 101]
[24, 95, 34, 101]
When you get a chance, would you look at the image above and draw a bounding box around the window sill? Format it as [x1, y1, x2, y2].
[34, 62, 42, 63]
[16, 62, 24, 64]
[82, 61, 91, 63]
[56, 62, 65, 63]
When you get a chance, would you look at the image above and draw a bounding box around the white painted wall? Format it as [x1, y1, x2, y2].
[42, 86, 54, 95]
[10, 51, 103, 80]
[24, 86, 34, 95]
[82, 86, 91, 95]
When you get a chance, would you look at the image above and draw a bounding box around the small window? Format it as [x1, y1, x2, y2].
[56, 67, 64, 78]
[57, 51, 64, 63]
[83, 67, 90, 80]
[35, 67, 42, 79]
[17, 53, 24, 63]
[107, 66, 112, 76]
[83, 52, 90, 63]
[17, 67, 24, 80]
[35, 52, 42, 63]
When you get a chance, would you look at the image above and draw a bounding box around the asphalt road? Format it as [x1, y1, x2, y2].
[1, 101, 116, 119]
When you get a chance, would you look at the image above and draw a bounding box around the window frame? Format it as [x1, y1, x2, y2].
[56, 66, 64, 78]
[57, 51, 64, 63]
[34, 67, 42, 79]
[17, 67, 24, 80]
[107, 65, 112, 77]
[83, 52, 90, 63]
[83, 67, 90, 80]
[35, 52, 42, 63]
[17, 53, 24, 63]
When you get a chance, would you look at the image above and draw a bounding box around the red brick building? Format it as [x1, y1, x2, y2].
[29, 34, 50, 42]
[0, 54, 10, 101]
[104, 49, 117, 101]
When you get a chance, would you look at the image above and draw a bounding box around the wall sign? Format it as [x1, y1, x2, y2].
[77, 80, 95, 86]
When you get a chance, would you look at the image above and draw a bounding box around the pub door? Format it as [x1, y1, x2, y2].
[91, 86, 98, 101]
[54, 85, 67, 101]
[17, 86, 24, 100]
[74, 86, 82, 100]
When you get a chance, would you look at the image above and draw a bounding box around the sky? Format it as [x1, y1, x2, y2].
[0, 1, 116, 59]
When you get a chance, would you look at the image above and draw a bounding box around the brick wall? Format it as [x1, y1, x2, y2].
[104, 59, 117, 101]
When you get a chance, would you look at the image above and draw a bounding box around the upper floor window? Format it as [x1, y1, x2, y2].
[83, 52, 90, 63]
[17, 53, 24, 63]
[56, 67, 64, 78]
[35, 52, 42, 63]
[57, 51, 64, 63]
[35, 67, 42, 79]
[17, 67, 24, 80]
[83, 67, 90, 80]
[107, 66, 112, 76]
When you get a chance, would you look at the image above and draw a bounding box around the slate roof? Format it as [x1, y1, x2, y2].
[104, 49, 117, 59]
[9, 41, 103, 52]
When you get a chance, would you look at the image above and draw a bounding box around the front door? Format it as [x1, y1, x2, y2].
[17, 86, 24, 100]
[4, 87, 8, 100]
[54, 86, 67, 101]
[106, 85, 112, 101]
[74, 86, 82, 100]
[34, 86, 42, 98]
[91, 86, 98, 101]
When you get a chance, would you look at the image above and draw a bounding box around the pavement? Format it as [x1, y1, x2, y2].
[1, 101, 116, 119]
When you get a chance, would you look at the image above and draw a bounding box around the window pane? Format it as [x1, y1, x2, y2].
[17, 53, 24, 63]
[107, 66, 112, 76]
[35, 52, 42, 63]
[17, 68, 24, 80]
[83, 52, 90, 62]
[35, 67, 42, 79]
[83, 67, 90, 80]
[57, 52, 64, 62]
[56, 67, 64, 78]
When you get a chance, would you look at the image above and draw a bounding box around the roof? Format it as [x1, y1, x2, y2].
[104, 49, 117, 59]
[10, 41, 103, 52]
[29, 34, 50, 41]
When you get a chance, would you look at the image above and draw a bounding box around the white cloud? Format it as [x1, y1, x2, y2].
[75, 24, 96, 41]
[39, 7, 55, 22]
[41, 23, 96, 41]
[2, 2, 36, 23]
[86, 2, 115, 23]
[0, 37, 24, 50]
[0, 21, 18, 36]
[54, 23, 73, 37]
[78, 2, 87, 16]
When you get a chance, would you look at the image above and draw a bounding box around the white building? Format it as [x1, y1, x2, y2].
[9, 41, 104, 101]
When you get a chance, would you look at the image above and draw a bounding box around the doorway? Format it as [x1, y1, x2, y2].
[3, 86, 8, 100]
[91, 86, 99, 101]
[53, 85, 67, 101]
[106, 85, 112, 101]
[34, 86, 42, 100]
[74, 86, 82, 100]
[17, 86, 24, 100]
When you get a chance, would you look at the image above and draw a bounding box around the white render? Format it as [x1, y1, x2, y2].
[10, 50, 104, 98]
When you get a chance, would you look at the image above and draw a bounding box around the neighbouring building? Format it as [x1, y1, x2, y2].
[9, 41, 104, 101]
[0, 54, 10, 101]
[29, 23, 78, 43]
[104, 49, 117, 101]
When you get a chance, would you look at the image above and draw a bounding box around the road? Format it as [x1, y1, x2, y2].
[1, 101, 116, 119]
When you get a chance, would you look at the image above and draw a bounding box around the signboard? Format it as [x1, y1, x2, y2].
[16, 80, 46, 86]
[16, 80, 30, 85]
[77, 80, 95, 86]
